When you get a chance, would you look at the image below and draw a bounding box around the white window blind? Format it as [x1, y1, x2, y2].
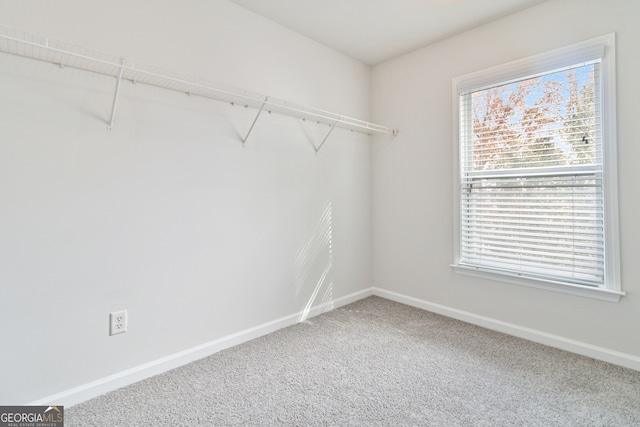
[458, 61, 607, 287]
[453, 34, 621, 301]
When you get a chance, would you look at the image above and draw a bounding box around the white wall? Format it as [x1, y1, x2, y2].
[0, 0, 373, 404]
[372, 0, 640, 361]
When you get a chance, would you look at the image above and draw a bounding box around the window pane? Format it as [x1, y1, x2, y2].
[468, 64, 599, 172]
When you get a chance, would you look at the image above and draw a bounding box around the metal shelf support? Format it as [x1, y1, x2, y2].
[242, 96, 269, 146]
[314, 119, 340, 153]
[108, 57, 125, 130]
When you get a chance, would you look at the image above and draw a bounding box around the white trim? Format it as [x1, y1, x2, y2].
[28, 287, 640, 407]
[452, 34, 610, 94]
[28, 288, 374, 407]
[451, 264, 624, 302]
[600, 33, 621, 293]
[373, 287, 640, 372]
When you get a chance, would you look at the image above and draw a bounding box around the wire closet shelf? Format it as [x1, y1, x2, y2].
[0, 25, 396, 139]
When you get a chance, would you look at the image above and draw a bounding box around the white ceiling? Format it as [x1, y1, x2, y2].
[229, 0, 547, 65]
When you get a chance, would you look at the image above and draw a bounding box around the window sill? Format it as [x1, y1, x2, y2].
[451, 264, 625, 302]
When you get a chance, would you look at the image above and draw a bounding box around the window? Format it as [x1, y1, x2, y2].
[452, 34, 622, 302]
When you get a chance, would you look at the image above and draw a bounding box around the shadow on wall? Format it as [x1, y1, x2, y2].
[295, 202, 334, 321]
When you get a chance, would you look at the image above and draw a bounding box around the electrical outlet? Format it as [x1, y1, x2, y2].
[109, 310, 128, 336]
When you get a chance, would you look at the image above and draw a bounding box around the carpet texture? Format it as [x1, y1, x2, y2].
[67, 297, 640, 426]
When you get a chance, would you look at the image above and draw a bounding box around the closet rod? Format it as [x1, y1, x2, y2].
[0, 25, 397, 137]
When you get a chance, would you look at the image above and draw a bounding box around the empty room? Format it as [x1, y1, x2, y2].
[1, 0, 640, 425]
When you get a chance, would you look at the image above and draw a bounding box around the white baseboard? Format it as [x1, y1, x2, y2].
[33, 286, 638, 408]
[29, 287, 374, 407]
[373, 287, 640, 372]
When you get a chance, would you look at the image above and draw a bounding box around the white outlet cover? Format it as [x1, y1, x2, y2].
[109, 310, 128, 336]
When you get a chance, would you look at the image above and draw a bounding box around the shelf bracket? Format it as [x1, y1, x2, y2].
[241, 96, 269, 146]
[314, 119, 340, 153]
[108, 57, 125, 130]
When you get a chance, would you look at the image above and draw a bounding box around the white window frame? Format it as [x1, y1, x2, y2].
[451, 34, 623, 302]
